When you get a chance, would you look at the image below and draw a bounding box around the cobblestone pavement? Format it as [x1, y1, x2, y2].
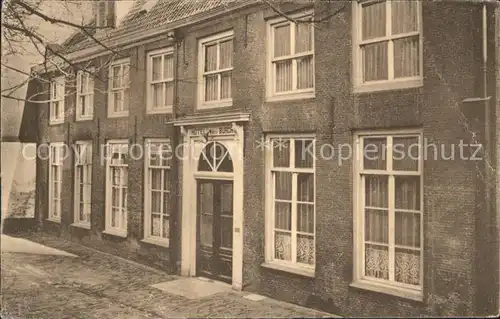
[1, 234, 334, 318]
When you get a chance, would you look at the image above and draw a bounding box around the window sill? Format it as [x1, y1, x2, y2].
[49, 120, 64, 126]
[70, 223, 91, 230]
[353, 78, 423, 94]
[261, 262, 315, 278]
[266, 91, 315, 103]
[197, 100, 233, 110]
[349, 280, 423, 302]
[141, 237, 170, 248]
[108, 112, 129, 119]
[76, 116, 94, 122]
[146, 107, 173, 115]
[102, 229, 127, 238]
[46, 218, 61, 224]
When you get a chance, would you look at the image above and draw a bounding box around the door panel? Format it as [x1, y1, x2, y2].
[197, 180, 233, 283]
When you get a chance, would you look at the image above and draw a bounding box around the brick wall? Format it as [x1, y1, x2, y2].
[32, 0, 498, 317]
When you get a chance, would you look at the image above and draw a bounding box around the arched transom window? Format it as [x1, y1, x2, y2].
[198, 142, 233, 172]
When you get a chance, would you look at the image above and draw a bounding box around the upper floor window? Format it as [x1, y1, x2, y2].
[108, 58, 130, 118]
[267, 12, 314, 101]
[353, 130, 423, 300]
[49, 76, 65, 125]
[76, 70, 94, 120]
[198, 30, 233, 109]
[353, 0, 423, 93]
[147, 47, 174, 114]
[96, 0, 115, 28]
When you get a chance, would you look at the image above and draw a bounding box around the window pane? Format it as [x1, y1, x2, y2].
[395, 248, 420, 285]
[165, 82, 174, 106]
[113, 92, 122, 112]
[295, 139, 314, 168]
[394, 36, 419, 78]
[123, 89, 130, 111]
[363, 137, 387, 170]
[392, 1, 419, 35]
[112, 66, 121, 88]
[395, 211, 420, 247]
[221, 215, 232, 248]
[272, 138, 290, 167]
[365, 175, 388, 208]
[151, 213, 161, 236]
[393, 136, 419, 171]
[362, 1, 386, 40]
[123, 65, 129, 87]
[362, 41, 388, 82]
[152, 83, 163, 108]
[275, 231, 291, 261]
[275, 202, 291, 230]
[297, 55, 314, 89]
[297, 203, 314, 233]
[297, 173, 314, 202]
[162, 215, 169, 238]
[219, 39, 233, 69]
[200, 183, 214, 214]
[200, 213, 213, 246]
[163, 55, 174, 79]
[274, 24, 291, 57]
[204, 74, 218, 101]
[221, 71, 231, 99]
[275, 60, 293, 92]
[221, 183, 232, 214]
[151, 191, 161, 214]
[151, 169, 161, 190]
[295, 23, 312, 53]
[395, 176, 420, 210]
[275, 172, 292, 201]
[152, 56, 162, 81]
[297, 234, 314, 265]
[365, 209, 388, 243]
[205, 44, 218, 72]
[365, 244, 389, 279]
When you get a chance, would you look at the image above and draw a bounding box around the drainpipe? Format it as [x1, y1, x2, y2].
[495, 1, 500, 314]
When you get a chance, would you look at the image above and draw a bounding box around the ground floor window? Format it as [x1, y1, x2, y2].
[144, 139, 171, 245]
[265, 135, 316, 271]
[105, 140, 128, 236]
[48, 142, 64, 221]
[354, 130, 423, 293]
[74, 141, 92, 227]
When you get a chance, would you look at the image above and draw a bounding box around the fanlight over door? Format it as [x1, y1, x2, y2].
[198, 142, 233, 173]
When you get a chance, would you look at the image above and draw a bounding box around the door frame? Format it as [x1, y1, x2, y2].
[179, 123, 244, 290]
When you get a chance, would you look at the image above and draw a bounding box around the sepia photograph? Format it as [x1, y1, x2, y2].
[1, 0, 499, 317]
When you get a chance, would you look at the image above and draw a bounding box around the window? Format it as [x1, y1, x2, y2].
[353, 131, 423, 299]
[353, 1, 423, 92]
[96, 0, 115, 28]
[198, 30, 233, 108]
[49, 76, 65, 124]
[76, 70, 94, 120]
[267, 12, 314, 100]
[144, 139, 172, 246]
[73, 141, 92, 227]
[108, 59, 130, 117]
[147, 48, 174, 113]
[105, 140, 128, 237]
[48, 143, 64, 221]
[264, 135, 316, 275]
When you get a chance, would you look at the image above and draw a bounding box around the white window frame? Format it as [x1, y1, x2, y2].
[104, 139, 129, 237]
[266, 11, 315, 102]
[76, 70, 95, 121]
[352, 129, 424, 301]
[197, 30, 234, 109]
[108, 58, 130, 118]
[72, 141, 92, 229]
[146, 47, 174, 114]
[48, 142, 64, 222]
[142, 138, 171, 247]
[352, 0, 423, 93]
[263, 134, 316, 277]
[49, 76, 65, 125]
[95, 0, 115, 28]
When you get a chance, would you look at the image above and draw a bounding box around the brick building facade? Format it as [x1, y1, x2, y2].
[27, 0, 499, 317]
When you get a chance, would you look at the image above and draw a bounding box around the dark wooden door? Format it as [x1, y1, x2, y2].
[197, 180, 233, 283]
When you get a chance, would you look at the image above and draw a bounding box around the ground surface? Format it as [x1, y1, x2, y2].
[0, 234, 334, 318]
